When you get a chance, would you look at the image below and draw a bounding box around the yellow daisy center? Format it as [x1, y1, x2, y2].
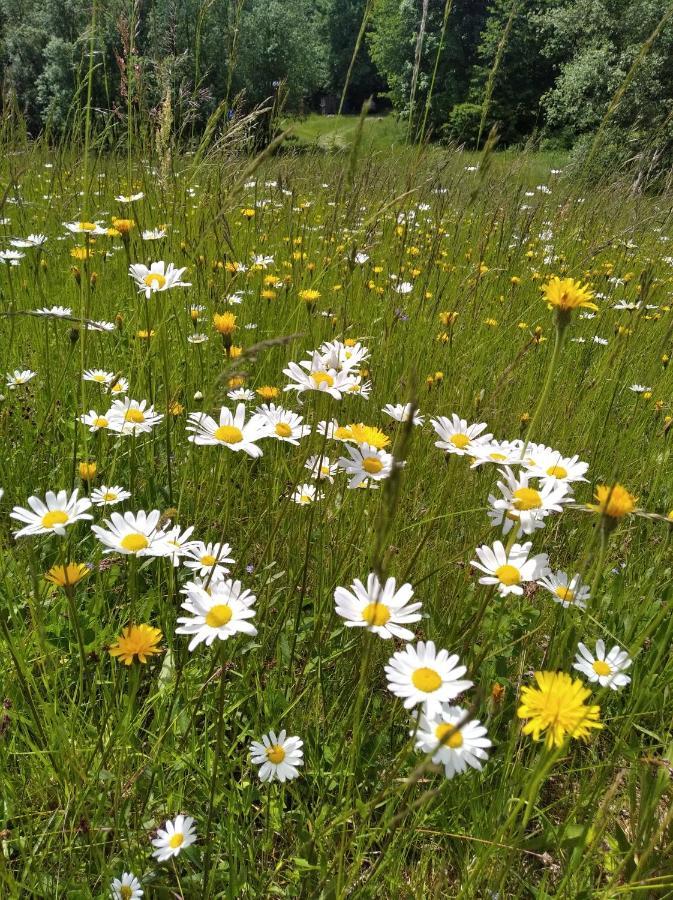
[490, 452, 507, 461]
[435, 723, 464, 748]
[200, 554, 217, 566]
[546, 465, 568, 478]
[111, 383, 123, 393]
[92, 374, 107, 382]
[495, 564, 521, 586]
[144, 272, 166, 289]
[120, 886, 133, 900]
[513, 487, 542, 510]
[102, 491, 118, 501]
[42, 509, 70, 528]
[555, 586, 575, 602]
[362, 456, 383, 475]
[450, 433, 471, 449]
[214, 425, 243, 444]
[124, 408, 145, 423]
[311, 371, 334, 387]
[362, 602, 390, 626]
[275, 422, 293, 438]
[94, 416, 108, 427]
[266, 744, 286, 764]
[411, 667, 442, 693]
[168, 832, 184, 849]
[120, 533, 150, 552]
[79, 221, 97, 231]
[592, 660, 611, 676]
[205, 604, 233, 628]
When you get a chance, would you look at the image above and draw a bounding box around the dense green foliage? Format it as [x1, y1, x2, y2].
[1, 0, 673, 163]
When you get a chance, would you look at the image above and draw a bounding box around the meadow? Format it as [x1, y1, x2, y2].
[1, 129, 673, 898]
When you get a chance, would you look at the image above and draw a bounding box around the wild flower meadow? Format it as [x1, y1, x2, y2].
[1, 139, 673, 897]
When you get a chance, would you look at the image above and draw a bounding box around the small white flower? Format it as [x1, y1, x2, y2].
[176, 578, 257, 650]
[537, 570, 590, 610]
[11, 489, 93, 537]
[382, 403, 424, 425]
[151, 814, 197, 862]
[304, 454, 339, 482]
[290, 483, 323, 505]
[128, 261, 191, 298]
[186, 403, 268, 457]
[254, 403, 311, 444]
[414, 705, 492, 779]
[183, 541, 235, 579]
[110, 871, 143, 899]
[385, 641, 472, 717]
[431, 414, 492, 456]
[337, 443, 394, 489]
[92, 509, 170, 557]
[250, 730, 304, 783]
[573, 640, 632, 690]
[90, 485, 131, 506]
[471, 540, 549, 597]
[334, 573, 422, 640]
[6, 369, 36, 388]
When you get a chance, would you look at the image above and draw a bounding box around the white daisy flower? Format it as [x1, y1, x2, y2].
[110, 871, 143, 899]
[64, 221, 106, 235]
[354, 252, 369, 264]
[629, 383, 651, 394]
[537, 570, 590, 610]
[6, 369, 36, 388]
[283, 352, 358, 400]
[187, 333, 209, 344]
[487, 466, 571, 537]
[83, 368, 114, 385]
[91, 509, 170, 557]
[107, 376, 129, 395]
[183, 541, 235, 579]
[151, 814, 197, 862]
[141, 227, 167, 240]
[106, 398, 164, 436]
[431, 414, 492, 456]
[0, 249, 25, 265]
[163, 524, 198, 566]
[79, 410, 111, 432]
[524, 448, 589, 485]
[250, 730, 304, 783]
[11, 489, 93, 538]
[290, 483, 323, 505]
[10, 233, 47, 248]
[251, 253, 274, 268]
[186, 403, 268, 457]
[304, 454, 339, 482]
[254, 403, 311, 444]
[385, 641, 472, 717]
[573, 640, 632, 690]
[90, 485, 131, 507]
[468, 439, 526, 468]
[128, 261, 191, 298]
[334, 572, 422, 640]
[382, 403, 424, 425]
[115, 192, 144, 202]
[470, 540, 549, 597]
[34, 305, 72, 318]
[316, 419, 354, 441]
[318, 339, 370, 373]
[393, 280, 413, 294]
[176, 578, 257, 650]
[337, 443, 394, 489]
[227, 388, 256, 402]
[414, 705, 492, 779]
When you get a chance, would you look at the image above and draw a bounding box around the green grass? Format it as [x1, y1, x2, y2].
[1, 139, 673, 898]
[282, 112, 406, 151]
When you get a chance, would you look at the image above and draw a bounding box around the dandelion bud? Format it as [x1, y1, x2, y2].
[79, 461, 97, 482]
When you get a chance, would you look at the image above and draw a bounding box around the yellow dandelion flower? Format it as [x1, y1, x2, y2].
[588, 484, 636, 520]
[213, 312, 237, 335]
[348, 424, 391, 449]
[517, 671, 602, 749]
[299, 289, 321, 304]
[45, 562, 90, 588]
[541, 276, 598, 313]
[256, 386, 279, 400]
[109, 624, 163, 665]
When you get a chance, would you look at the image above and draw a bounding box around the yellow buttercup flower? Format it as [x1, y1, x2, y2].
[517, 671, 602, 749]
[109, 624, 163, 665]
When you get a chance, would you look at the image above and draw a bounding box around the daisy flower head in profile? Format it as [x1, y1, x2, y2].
[227, 387, 256, 402]
[382, 402, 424, 426]
[334, 573, 422, 640]
[176, 578, 257, 650]
[6, 369, 36, 389]
[83, 368, 113, 386]
[471, 540, 549, 597]
[115, 191, 145, 202]
[318, 339, 370, 373]
[250, 730, 304, 783]
[64, 220, 106, 235]
[290, 483, 323, 505]
[537, 570, 590, 610]
[11, 489, 92, 538]
[129, 261, 191, 298]
[90, 485, 131, 507]
[413, 705, 491, 779]
[186, 403, 268, 457]
[304, 454, 339, 482]
[517, 671, 602, 748]
[573, 639, 632, 690]
[0, 249, 24, 266]
[34, 305, 72, 318]
[337, 442, 394, 489]
[253, 403, 311, 444]
[110, 871, 143, 900]
[11, 233, 47, 248]
[468, 439, 526, 469]
[151, 814, 197, 862]
[283, 351, 358, 400]
[183, 541, 235, 579]
[431, 414, 492, 457]
[487, 466, 571, 537]
[106, 398, 164, 436]
[92, 509, 170, 557]
[385, 641, 472, 717]
[142, 227, 167, 240]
